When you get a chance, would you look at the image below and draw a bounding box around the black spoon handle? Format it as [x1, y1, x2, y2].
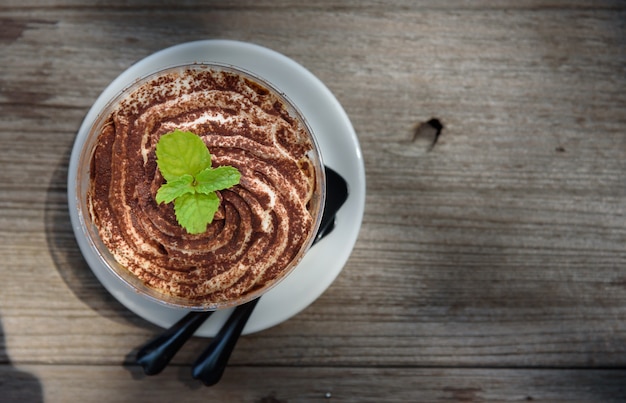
[191, 166, 349, 386]
[136, 310, 213, 375]
[191, 298, 259, 386]
[136, 166, 347, 378]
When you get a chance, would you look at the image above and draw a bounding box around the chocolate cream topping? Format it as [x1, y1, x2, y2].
[88, 67, 318, 305]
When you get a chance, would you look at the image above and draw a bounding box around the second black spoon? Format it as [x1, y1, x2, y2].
[191, 166, 349, 386]
[136, 166, 348, 376]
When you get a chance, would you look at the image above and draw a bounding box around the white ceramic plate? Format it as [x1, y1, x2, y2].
[68, 40, 365, 336]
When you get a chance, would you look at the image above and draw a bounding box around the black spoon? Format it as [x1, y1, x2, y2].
[136, 310, 213, 375]
[191, 166, 349, 386]
[135, 166, 348, 376]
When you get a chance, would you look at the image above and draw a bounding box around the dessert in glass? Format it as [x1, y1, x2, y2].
[73, 63, 325, 310]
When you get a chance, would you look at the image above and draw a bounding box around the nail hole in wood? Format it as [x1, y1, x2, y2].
[412, 118, 444, 151]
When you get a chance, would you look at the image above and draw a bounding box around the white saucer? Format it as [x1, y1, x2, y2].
[68, 40, 365, 336]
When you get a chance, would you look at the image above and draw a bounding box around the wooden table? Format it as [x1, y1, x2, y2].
[2, 1, 625, 401]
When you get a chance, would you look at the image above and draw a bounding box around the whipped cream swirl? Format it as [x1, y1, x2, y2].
[88, 67, 319, 306]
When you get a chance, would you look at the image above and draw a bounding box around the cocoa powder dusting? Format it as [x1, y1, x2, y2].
[88, 66, 318, 306]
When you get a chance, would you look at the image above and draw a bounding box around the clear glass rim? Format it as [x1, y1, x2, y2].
[74, 62, 326, 311]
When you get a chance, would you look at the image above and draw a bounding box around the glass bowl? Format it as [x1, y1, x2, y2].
[68, 63, 325, 311]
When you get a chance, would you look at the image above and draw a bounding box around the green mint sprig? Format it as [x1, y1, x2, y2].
[155, 129, 240, 234]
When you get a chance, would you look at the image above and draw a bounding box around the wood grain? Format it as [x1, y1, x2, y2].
[1, 1, 625, 400]
[2, 365, 626, 402]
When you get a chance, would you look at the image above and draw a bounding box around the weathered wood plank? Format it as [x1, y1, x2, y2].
[1, 1, 625, 400]
[2, 365, 626, 403]
[2, 3, 625, 365]
[2, 0, 626, 10]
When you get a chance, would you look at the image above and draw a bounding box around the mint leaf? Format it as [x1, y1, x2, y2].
[155, 174, 194, 204]
[154, 130, 241, 234]
[155, 129, 212, 181]
[174, 192, 220, 234]
[196, 166, 241, 195]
